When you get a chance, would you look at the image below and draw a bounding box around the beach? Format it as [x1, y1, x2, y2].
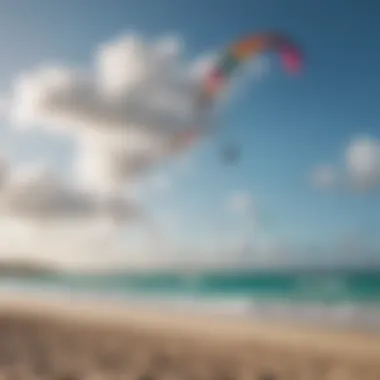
[0, 294, 379, 379]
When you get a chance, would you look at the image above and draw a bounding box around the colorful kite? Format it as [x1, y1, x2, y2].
[167, 31, 304, 161]
[199, 31, 304, 108]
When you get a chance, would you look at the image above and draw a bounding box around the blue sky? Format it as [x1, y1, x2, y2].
[0, 0, 379, 262]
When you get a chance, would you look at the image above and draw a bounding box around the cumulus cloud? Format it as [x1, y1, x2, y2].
[0, 32, 231, 268]
[345, 136, 380, 191]
[0, 157, 145, 225]
[6, 33, 214, 195]
[0, 154, 158, 269]
[311, 135, 380, 193]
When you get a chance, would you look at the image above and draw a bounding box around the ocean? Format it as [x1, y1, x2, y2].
[1, 268, 380, 330]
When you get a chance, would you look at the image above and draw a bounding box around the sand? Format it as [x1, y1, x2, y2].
[0, 294, 378, 379]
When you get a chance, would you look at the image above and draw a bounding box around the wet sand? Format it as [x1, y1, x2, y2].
[0, 295, 379, 379]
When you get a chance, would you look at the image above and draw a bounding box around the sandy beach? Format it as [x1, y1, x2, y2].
[0, 294, 379, 380]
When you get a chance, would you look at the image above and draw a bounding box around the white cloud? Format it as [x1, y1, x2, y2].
[6, 33, 212, 195]
[0, 156, 145, 225]
[345, 136, 380, 191]
[0, 32, 223, 268]
[0, 163, 376, 269]
[0, 154, 156, 269]
[311, 135, 380, 193]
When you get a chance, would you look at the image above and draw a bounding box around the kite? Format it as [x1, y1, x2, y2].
[196, 31, 304, 164]
[199, 31, 304, 108]
[166, 31, 304, 162]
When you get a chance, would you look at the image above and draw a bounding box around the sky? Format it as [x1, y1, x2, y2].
[0, 0, 378, 269]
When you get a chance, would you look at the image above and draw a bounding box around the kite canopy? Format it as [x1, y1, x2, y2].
[199, 32, 304, 107]
[167, 31, 304, 162]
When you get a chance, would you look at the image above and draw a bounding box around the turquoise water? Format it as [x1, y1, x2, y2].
[3, 269, 380, 304]
[2, 269, 380, 328]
